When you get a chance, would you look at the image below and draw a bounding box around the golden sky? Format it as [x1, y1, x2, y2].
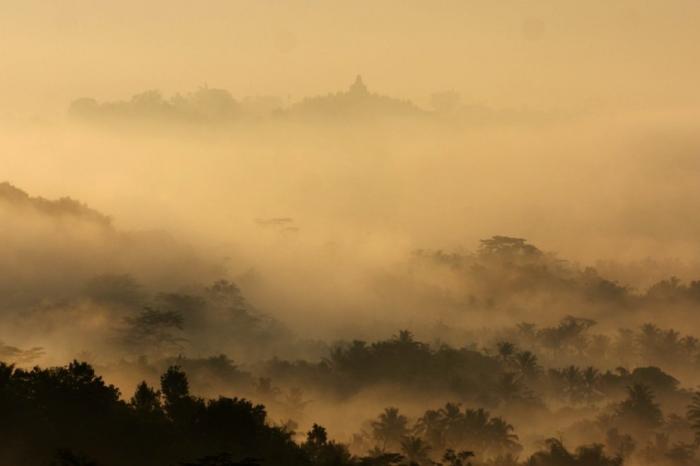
[2, 0, 700, 115]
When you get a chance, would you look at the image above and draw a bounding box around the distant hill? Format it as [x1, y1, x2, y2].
[0, 182, 111, 226]
[0, 183, 220, 309]
[68, 87, 241, 124]
[68, 77, 427, 125]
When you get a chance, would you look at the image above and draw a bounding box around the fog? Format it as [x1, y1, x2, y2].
[3, 2, 700, 466]
[3, 1, 700, 116]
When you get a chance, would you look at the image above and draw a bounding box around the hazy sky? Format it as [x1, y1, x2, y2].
[3, 0, 700, 280]
[2, 0, 700, 116]
[5, 5, 700, 458]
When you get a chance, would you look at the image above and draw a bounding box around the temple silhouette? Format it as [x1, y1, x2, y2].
[289, 75, 424, 118]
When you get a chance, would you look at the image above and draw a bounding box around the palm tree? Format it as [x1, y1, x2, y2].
[615, 383, 663, 432]
[513, 351, 540, 380]
[462, 408, 489, 435]
[441, 402, 462, 422]
[371, 407, 409, 450]
[561, 366, 583, 403]
[400, 436, 431, 465]
[415, 409, 446, 450]
[440, 403, 464, 448]
[484, 417, 521, 456]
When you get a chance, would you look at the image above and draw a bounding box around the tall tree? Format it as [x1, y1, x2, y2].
[371, 407, 409, 451]
[687, 391, 700, 444]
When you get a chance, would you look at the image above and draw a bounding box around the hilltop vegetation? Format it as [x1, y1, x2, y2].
[4, 185, 700, 465]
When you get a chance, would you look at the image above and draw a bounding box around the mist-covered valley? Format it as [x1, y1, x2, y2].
[4, 101, 700, 464]
[4, 2, 700, 465]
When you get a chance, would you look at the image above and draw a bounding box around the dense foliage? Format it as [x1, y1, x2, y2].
[2, 356, 699, 466]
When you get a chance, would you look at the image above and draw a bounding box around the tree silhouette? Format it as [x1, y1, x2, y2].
[399, 436, 431, 465]
[614, 383, 663, 433]
[687, 391, 700, 444]
[513, 351, 541, 380]
[161, 365, 190, 409]
[130, 381, 162, 414]
[371, 407, 409, 451]
[441, 448, 474, 466]
[303, 424, 352, 466]
[415, 409, 446, 450]
[484, 417, 520, 456]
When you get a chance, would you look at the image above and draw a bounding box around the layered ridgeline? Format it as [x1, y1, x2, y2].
[5, 182, 700, 354]
[67, 76, 422, 124]
[67, 76, 550, 126]
[0, 182, 307, 366]
[3, 184, 700, 465]
[0, 181, 215, 304]
[4, 183, 700, 371]
[2, 351, 700, 465]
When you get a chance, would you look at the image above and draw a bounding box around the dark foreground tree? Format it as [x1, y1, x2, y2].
[0, 361, 307, 466]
